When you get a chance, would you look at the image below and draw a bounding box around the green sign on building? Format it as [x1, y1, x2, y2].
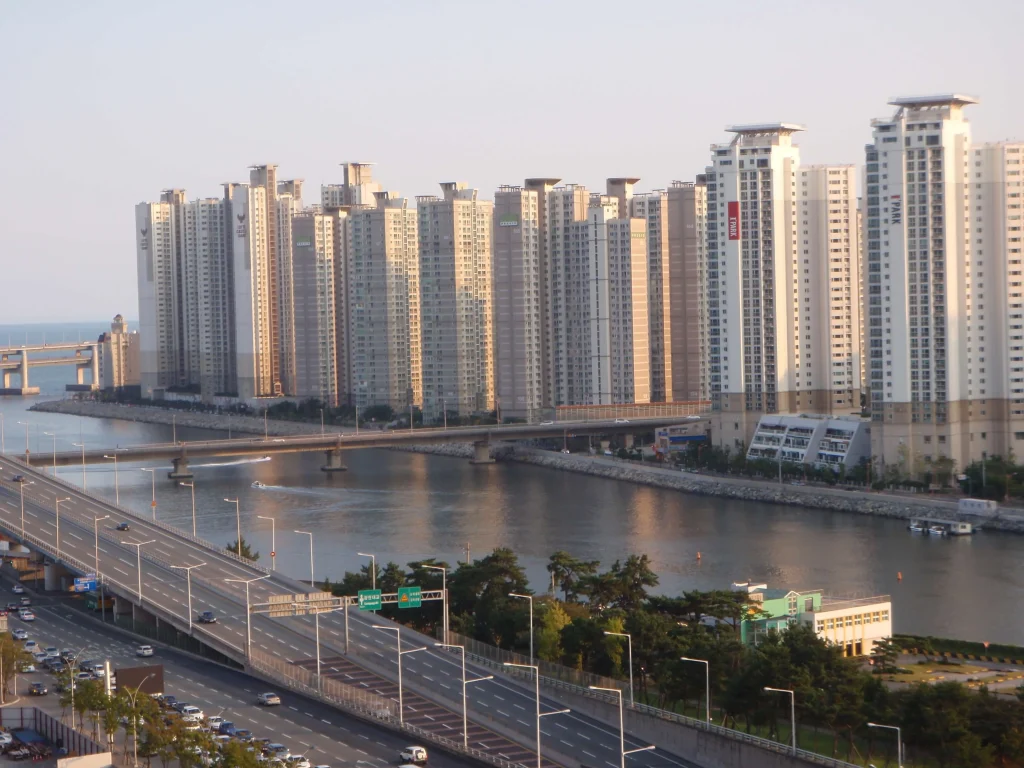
[358, 589, 382, 611]
[396, 586, 422, 609]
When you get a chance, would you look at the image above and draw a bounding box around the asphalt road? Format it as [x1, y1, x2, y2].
[9, 588, 483, 768]
[0, 457, 699, 768]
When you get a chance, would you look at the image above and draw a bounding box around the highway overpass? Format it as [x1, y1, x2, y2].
[33, 416, 707, 478]
[0, 456, 702, 768]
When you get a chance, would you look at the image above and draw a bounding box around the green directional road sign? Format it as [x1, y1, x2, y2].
[358, 589, 382, 611]
[397, 586, 422, 609]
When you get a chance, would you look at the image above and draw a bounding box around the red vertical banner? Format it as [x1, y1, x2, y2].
[728, 201, 740, 240]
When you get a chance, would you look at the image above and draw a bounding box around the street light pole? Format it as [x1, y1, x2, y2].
[44, 431, 57, 475]
[140, 468, 156, 518]
[423, 564, 448, 644]
[867, 722, 903, 768]
[92, 515, 109, 579]
[373, 626, 427, 724]
[357, 552, 376, 590]
[605, 631, 634, 707]
[508, 663, 571, 768]
[179, 481, 196, 535]
[71, 442, 87, 489]
[257, 515, 276, 571]
[509, 592, 534, 662]
[126, 674, 154, 767]
[121, 540, 156, 603]
[54, 497, 70, 550]
[589, 686, 655, 768]
[225, 574, 270, 660]
[170, 563, 205, 631]
[103, 454, 119, 504]
[680, 656, 710, 723]
[436, 643, 492, 747]
[224, 498, 242, 555]
[296, 531, 314, 586]
[18, 480, 32, 537]
[764, 687, 797, 754]
[320, 408, 324, 435]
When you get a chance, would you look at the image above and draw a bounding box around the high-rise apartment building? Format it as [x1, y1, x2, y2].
[291, 211, 338, 404]
[615, 182, 673, 403]
[707, 124, 804, 449]
[229, 183, 274, 400]
[249, 164, 283, 395]
[136, 193, 179, 396]
[546, 189, 651, 405]
[797, 165, 861, 414]
[275, 179, 303, 397]
[493, 185, 543, 421]
[418, 183, 494, 419]
[667, 178, 709, 402]
[322, 163, 381, 208]
[97, 314, 140, 391]
[347, 192, 421, 412]
[864, 95, 977, 468]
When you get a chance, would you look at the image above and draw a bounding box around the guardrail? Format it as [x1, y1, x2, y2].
[449, 646, 858, 768]
[248, 648, 527, 768]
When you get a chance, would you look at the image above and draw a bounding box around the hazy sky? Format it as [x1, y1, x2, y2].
[1, 0, 1021, 323]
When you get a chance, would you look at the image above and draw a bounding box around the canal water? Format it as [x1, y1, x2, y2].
[1, 321, 1022, 645]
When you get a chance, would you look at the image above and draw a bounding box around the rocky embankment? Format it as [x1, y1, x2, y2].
[32, 399, 1024, 532]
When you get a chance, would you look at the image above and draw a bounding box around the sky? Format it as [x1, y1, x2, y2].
[1, 0, 1021, 323]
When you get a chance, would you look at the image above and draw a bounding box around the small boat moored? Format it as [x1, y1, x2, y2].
[908, 522, 927, 533]
[928, 525, 948, 536]
[251, 481, 267, 489]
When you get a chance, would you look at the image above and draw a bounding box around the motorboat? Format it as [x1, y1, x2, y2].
[251, 481, 267, 489]
[908, 522, 927, 533]
[928, 525, 948, 536]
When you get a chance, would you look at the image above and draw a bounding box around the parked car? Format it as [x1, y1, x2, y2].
[23, 641, 37, 652]
[12, 629, 28, 641]
[116, 522, 130, 531]
[28, 683, 47, 696]
[0, 732, 13, 747]
[206, 716, 224, 731]
[60, 650, 76, 662]
[160, 695, 178, 710]
[43, 647, 59, 658]
[218, 722, 237, 736]
[400, 747, 428, 765]
[19, 663, 35, 673]
[180, 705, 205, 722]
[233, 729, 253, 742]
[257, 692, 281, 706]
[264, 745, 290, 761]
[197, 611, 217, 624]
[136, 645, 154, 657]
[11, 585, 24, 594]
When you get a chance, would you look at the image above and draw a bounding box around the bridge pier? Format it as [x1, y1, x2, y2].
[469, 440, 495, 465]
[321, 449, 347, 472]
[168, 456, 194, 480]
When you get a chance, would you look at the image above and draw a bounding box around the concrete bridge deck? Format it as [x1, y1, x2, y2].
[32, 416, 706, 477]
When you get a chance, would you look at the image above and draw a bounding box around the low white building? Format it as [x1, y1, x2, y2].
[746, 414, 870, 470]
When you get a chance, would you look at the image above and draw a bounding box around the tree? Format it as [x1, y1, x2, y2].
[870, 637, 900, 674]
[0, 638, 31, 700]
[535, 601, 571, 662]
[217, 740, 262, 768]
[546, 551, 599, 602]
[361, 404, 394, 424]
[226, 537, 259, 561]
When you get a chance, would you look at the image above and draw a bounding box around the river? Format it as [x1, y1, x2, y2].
[2, 321, 1023, 645]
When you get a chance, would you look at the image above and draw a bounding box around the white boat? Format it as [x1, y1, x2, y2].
[928, 525, 948, 536]
[908, 522, 927, 533]
[251, 481, 267, 489]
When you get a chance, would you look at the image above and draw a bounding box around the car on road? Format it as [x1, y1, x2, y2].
[540, 421, 554, 425]
[43, 647, 59, 658]
[614, 418, 630, 424]
[11, 475, 24, 483]
[19, 611, 35, 622]
[44, 660, 66, 674]
[180, 705, 205, 722]
[264, 745, 290, 760]
[60, 650, 76, 662]
[19, 597, 31, 606]
[23, 641, 37, 651]
[197, 611, 217, 624]
[206, 716, 224, 731]
[19, 663, 35, 673]
[256, 692, 281, 706]
[160, 695, 177, 710]
[136, 645, 154, 657]
[28, 683, 47, 696]
[685, 414, 701, 421]
[290, 759, 311, 768]
[116, 522, 130, 531]
[11, 585, 24, 594]
[85, 662, 105, 677]
[74, 672, 93, 683]
[400, 747, 428, 765]
[233, 729, 253, 742]
[12, 629, 28, 641]
[218, 722, 236, 736]
[6, 602, 20, 612]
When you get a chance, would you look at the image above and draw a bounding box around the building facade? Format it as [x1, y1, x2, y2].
[291, 212, 338, 404]
[864, 96, 977, 470]
[667, 179, 709, 402]
[347, 192, 421, 413]
[418, 183, 494, 419]
[493, 185, 543, 421]
[135, 194, 179, 396]
[745, 414, 871, 470]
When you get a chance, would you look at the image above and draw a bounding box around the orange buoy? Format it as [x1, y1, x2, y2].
[696, 551, 702, 560]
[897, 571, 903, 582]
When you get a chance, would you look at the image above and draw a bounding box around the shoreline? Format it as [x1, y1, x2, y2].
[31, 398, 1024, 533]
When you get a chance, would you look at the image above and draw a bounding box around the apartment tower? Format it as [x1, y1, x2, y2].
[666, 178, 709, 402]
[418, 183, 494, 419]
[865, 95, 976, 469]
[347, 191, 421, 412]
[291, 211, 338, 404]
[493, 185, 543, 421]
[249, 164, 283, 395]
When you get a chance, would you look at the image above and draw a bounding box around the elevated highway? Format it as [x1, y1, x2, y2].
[34, 416, 707, 478]
[0, 455, 700, 768]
